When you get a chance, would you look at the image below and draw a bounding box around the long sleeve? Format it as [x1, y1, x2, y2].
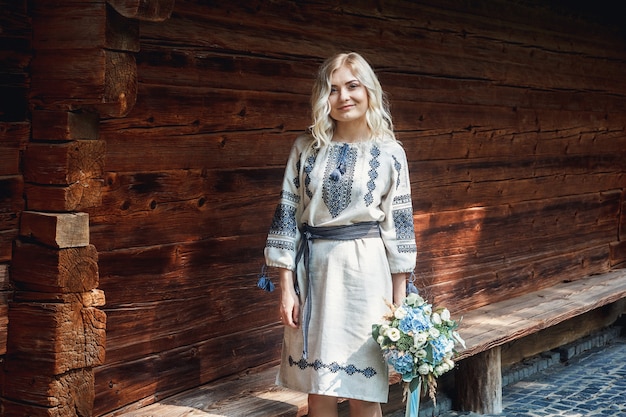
[379, 143, 417, 273]
[264, 136, 309, 270]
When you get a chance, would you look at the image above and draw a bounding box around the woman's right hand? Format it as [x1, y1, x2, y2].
[278, 268, 300, 328]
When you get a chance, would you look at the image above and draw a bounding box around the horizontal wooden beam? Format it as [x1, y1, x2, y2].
[12, 241, 99, 293]
[20, 211, 90, 249]
[31, 110, 99, 141]
[108, 0, 175, 21]
[23, 140, 106, 186]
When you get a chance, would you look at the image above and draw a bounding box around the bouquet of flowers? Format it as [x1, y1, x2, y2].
[372, 292, 465, 416]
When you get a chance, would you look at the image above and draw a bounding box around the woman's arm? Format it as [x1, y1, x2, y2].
[392, 272, 407, 305]
[279, 267, 300, 328]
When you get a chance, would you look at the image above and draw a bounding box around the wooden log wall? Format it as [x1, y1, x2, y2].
[0, 0, 30, 400]
[0, 1, 172, 415]
[88, 1, 626, 415]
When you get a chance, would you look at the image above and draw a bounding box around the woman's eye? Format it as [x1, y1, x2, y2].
[349, 83, 359, 89]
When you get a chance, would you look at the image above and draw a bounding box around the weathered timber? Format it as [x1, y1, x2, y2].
[5, 301, 106, 375]
[102, 85, 308, 141]
[31, 110, 99, 141]
[140, 2, 626, 93]
[0, 175, 24, 262]
[93, 324, 282, 416]
[421, 245, 611, 314]
[0, 264, 9, 355]
[0, 122, 29, 175]
[456, 347, 502, 413]
[23, 140, 106, 185]
[30, 49, 137, 116]
[100, 129, 295, 172]
[108, 0, 175, 21]
[2, 368, 96, 417]
[106, 3, 140, 52]
[20, 211, 90, 249]
[454, 270, 626, 361]
[0, 0, 31, 123]
[13, 289, 106, 308]
[12, 241, 98, 293]
[610, 241, 626, 267]
[501, 300, 625, 368]
[450, 270, 626, 413]
[25, 180, 103, 212]
[31, 0, 107, 50]
[96, 51, 137, 117]
[31, 0, 138, 52]
[620, 190, 626, 241]
[0, 264, 9, 291]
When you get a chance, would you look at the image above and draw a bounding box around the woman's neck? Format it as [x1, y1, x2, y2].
[333, 123, 371, 143]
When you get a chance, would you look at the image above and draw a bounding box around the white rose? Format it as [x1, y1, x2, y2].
[405, 293, 424, 307]
[394, 306, 408, 320]
[435, 365, 445, 375]
[431, 312, 442, 325]
[416, 349, 427, 359]
[388, 328, 401, 342]
[429, 327, 440, 338]
[440, 308, 451, 322]
[444, 358, 455, 369]
[377, 335, 385, 345]
[418, 364, 431, 375]
[413, 332, 428, 347]
[423, 305, 432, 316]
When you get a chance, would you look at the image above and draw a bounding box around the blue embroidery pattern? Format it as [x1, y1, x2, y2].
[268, 203, 297, 238]
[281, 190, 300, 204]
[288, 355, 377, 378]
[304, 152, 317, 199]
[393, 207, 415, 241]
[364, 146, 380, 206]
[393, 194, 411, 205]
[398, 243, 418, 253]
[322, 144, 356, 217]
[293, 155, 301, 189]
[266, 239, 295, 251]
[392, 155, 402, 189]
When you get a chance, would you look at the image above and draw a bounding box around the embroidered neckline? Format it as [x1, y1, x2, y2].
[330, 143, 350, 181]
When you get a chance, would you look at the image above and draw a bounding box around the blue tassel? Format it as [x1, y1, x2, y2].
[256, 265, 275, 292]
[330, 144, 349, 181]
[330, 168, 342, 181]
[406, 271, 419, 294]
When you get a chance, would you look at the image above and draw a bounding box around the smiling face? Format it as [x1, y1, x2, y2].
[328, 65, 369, 126]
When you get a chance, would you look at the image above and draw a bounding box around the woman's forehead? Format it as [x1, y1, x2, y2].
[330, 65, 358, 85]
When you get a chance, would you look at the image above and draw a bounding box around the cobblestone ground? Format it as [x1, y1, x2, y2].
[438, 335, 626, 417]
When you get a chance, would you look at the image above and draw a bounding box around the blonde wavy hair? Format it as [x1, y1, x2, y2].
[309, 52, 396, 148]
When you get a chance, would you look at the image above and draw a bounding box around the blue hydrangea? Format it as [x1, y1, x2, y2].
[388, 351, 414, 376]
[399, 307, 431, 334]
[430, 336, 454, 363]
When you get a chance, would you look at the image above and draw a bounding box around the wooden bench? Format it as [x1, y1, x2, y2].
[454, 269, 626, 413]
[108, 269, 626, 417]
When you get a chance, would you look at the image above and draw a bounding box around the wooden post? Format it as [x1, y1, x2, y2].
[456, 346, 503, 414]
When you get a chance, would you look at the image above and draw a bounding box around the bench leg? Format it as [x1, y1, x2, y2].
[456, 346, 503, 414]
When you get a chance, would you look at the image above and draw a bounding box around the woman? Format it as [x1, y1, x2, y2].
[263, 52, 417, 417]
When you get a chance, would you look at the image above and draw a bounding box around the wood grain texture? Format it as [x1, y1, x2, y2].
[13, 0, 618, 414]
